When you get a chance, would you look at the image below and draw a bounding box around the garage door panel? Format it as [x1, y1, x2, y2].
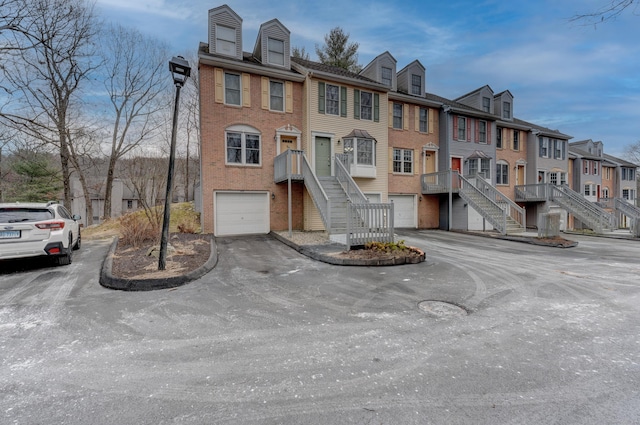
[389, 195, 416, 228]
[215, 192, 269, 236]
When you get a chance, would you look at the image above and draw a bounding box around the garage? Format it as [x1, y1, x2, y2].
[214, 192, 270, 236]
[388, 194, 416, 228]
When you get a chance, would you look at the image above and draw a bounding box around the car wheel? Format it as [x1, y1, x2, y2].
[73, 229, 81, 250]
[57, 236, 73, 266]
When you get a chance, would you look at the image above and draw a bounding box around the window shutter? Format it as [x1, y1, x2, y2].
[428, 108, 434, 134]
[242, 73, 251, 107]
[414, 150, 419, 175]
[487, 123, 491, 145]
[353, 89, 360, 119]
[403, 104, 409, 130]
[214, 68, 224, 103]
[261, 77, 269, 110]
[475, 119, 479, 143]
[414, 106, 420, 131]
[340, 86, 347, 117]
[374, 93, 379, 122]
[318, 82, 325, 113]
[467, 118, 471, 142]
[285, 81, 293, 113]
[388, 101, 393, 128]
[453, 116, 458, 139]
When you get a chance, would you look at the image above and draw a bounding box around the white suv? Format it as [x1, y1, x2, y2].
[0, 201, 81, 266]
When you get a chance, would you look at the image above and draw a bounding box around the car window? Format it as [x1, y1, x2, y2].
[57, 206, 71, 219]
[0, 208, 54, 223]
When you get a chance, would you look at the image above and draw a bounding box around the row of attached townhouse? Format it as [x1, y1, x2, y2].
[198, 4, 639, 239]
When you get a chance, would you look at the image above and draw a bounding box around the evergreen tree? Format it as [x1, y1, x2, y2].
[315, 27, 361, 73]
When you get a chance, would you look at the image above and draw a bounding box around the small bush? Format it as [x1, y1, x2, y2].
[364, 240, 409, 253]
[119, 212, 159, 247]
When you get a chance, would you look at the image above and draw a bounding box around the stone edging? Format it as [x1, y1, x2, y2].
[270, 232, 426, 266]
[99, 236, 218, 291]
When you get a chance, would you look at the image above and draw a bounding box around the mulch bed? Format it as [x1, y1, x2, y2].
[111, 233, 211, 279]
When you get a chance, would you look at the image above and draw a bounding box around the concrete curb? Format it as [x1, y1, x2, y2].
[270, 232, 426, 266]
[99, 235, 218, 291]
[451, 229, 579, 248]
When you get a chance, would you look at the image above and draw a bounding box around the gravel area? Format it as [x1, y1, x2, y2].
[273, 230, 331, 245]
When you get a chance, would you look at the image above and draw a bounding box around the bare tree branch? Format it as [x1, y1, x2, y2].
[570, 0, 638, 26]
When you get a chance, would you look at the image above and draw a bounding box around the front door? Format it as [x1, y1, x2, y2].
[425, 150, 436, 174]
[517, 165, 525, 186]
[315, 137, 331, 177]
[280, 136, 298, 174]
[451, 157, 462, 189]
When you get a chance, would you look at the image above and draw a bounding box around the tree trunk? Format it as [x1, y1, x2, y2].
[103, 155, 117, 219]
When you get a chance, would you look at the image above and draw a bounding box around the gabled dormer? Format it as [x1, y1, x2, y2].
[396, 60, 426, 97]
[208, 5, 243, 60]
[252, 19, 291, 69]
[494, 90, 514, 121]
[360, 51, 397, 91]
[455, 85, 494, 114]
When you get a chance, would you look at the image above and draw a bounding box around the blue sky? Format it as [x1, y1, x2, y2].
[95, 0, 640, 157]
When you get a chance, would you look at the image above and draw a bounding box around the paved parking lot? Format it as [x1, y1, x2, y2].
[1, 231, 639, 424]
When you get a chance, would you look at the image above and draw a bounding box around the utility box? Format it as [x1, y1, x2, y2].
[538, 212, 561, 238]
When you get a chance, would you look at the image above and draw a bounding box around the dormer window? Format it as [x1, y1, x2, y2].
[482, 97, 490, 113]
[216, 24, 237, 56]
[503, 101, 511, 119]
[267, 37, 285, 66]
[411, 74, 422, 96]
[381, 67, 392, 86]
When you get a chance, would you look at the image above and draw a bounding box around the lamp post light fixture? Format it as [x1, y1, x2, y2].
[158, 56, 191, 271]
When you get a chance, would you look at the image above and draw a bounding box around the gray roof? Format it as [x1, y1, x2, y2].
[603, 153, 639, 168]
[569, 146, 602, 160]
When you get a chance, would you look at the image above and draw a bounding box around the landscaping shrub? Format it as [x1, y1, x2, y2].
[119, 211, 159, 247]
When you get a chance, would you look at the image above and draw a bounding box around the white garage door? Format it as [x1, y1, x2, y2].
[389, 195, 416, 228]
[215, 192, 270, 236]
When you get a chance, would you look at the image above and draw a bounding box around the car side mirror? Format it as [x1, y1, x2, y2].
[72, 214, 82, 221]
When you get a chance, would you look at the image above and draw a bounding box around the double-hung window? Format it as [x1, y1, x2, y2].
[496, 127, 503, 149]
[325, 84, 339, 115]
[267, 38, 285, 66]
[225, 73, 241, 106]
[411, 74, 422, 95]
[216, 24, 236, 56]
[458, 117, 466, 141]
[270, 81, 284, 111]
[622, 167, 636, 181]
[393, 148, 413, 174]
[554, 139, 564, 159]
[482, 97, 490, 112]
[513, 130, 519, 151]
[496, 162, 509, 185]
[381, 67, 392, 86]
[478, 120, 487, 143]
[226, 131, 261, 165]
[360, 91, 373, 120]
[419, 107, 428, 133]
[393, 103, 403, 129]
[503, 101, 511, 119]
[584, 161, 589, 175]
[539, 137, 548, 158]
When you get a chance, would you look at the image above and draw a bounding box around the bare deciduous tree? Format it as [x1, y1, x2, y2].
[0, 0, 99, 209]
[101, 24, 170, 219]
[570, 0, 638, 26]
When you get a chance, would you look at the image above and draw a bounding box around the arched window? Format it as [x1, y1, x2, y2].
[225, 124, 261, 166]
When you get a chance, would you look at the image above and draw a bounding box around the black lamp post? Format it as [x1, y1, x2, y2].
[158, 56, 191, 270]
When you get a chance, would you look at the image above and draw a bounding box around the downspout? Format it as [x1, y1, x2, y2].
[443, 105, 453, 231]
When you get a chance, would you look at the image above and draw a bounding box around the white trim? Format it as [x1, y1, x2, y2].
[213, 191, 270, 236]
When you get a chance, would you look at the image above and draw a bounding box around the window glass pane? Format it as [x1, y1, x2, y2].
[326, 84, 339, 115]
[403, 150, 413, 173]
[458, 117, 466, 140]
[357, 139, 373, 165]
[393, 103, 403, 129]
[226, 133, 242, 163]
[419, 108, 428, 132]
[360, 91, 372, 120]
[411, 74, 421, 95]
[393, 149, 401, 173]
[479, 121, 486, 143]
[482, 97, 490, 112]
[246, 134, 260, 164]
[268, 38, 285, 65]
[270, 81, 284, 111]
[216, 25, 236, 55]
[381, 67, 392, 86]
[225, 73, 240, 105]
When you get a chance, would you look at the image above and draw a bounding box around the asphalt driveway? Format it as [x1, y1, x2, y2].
[1, 231, 639, 424]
